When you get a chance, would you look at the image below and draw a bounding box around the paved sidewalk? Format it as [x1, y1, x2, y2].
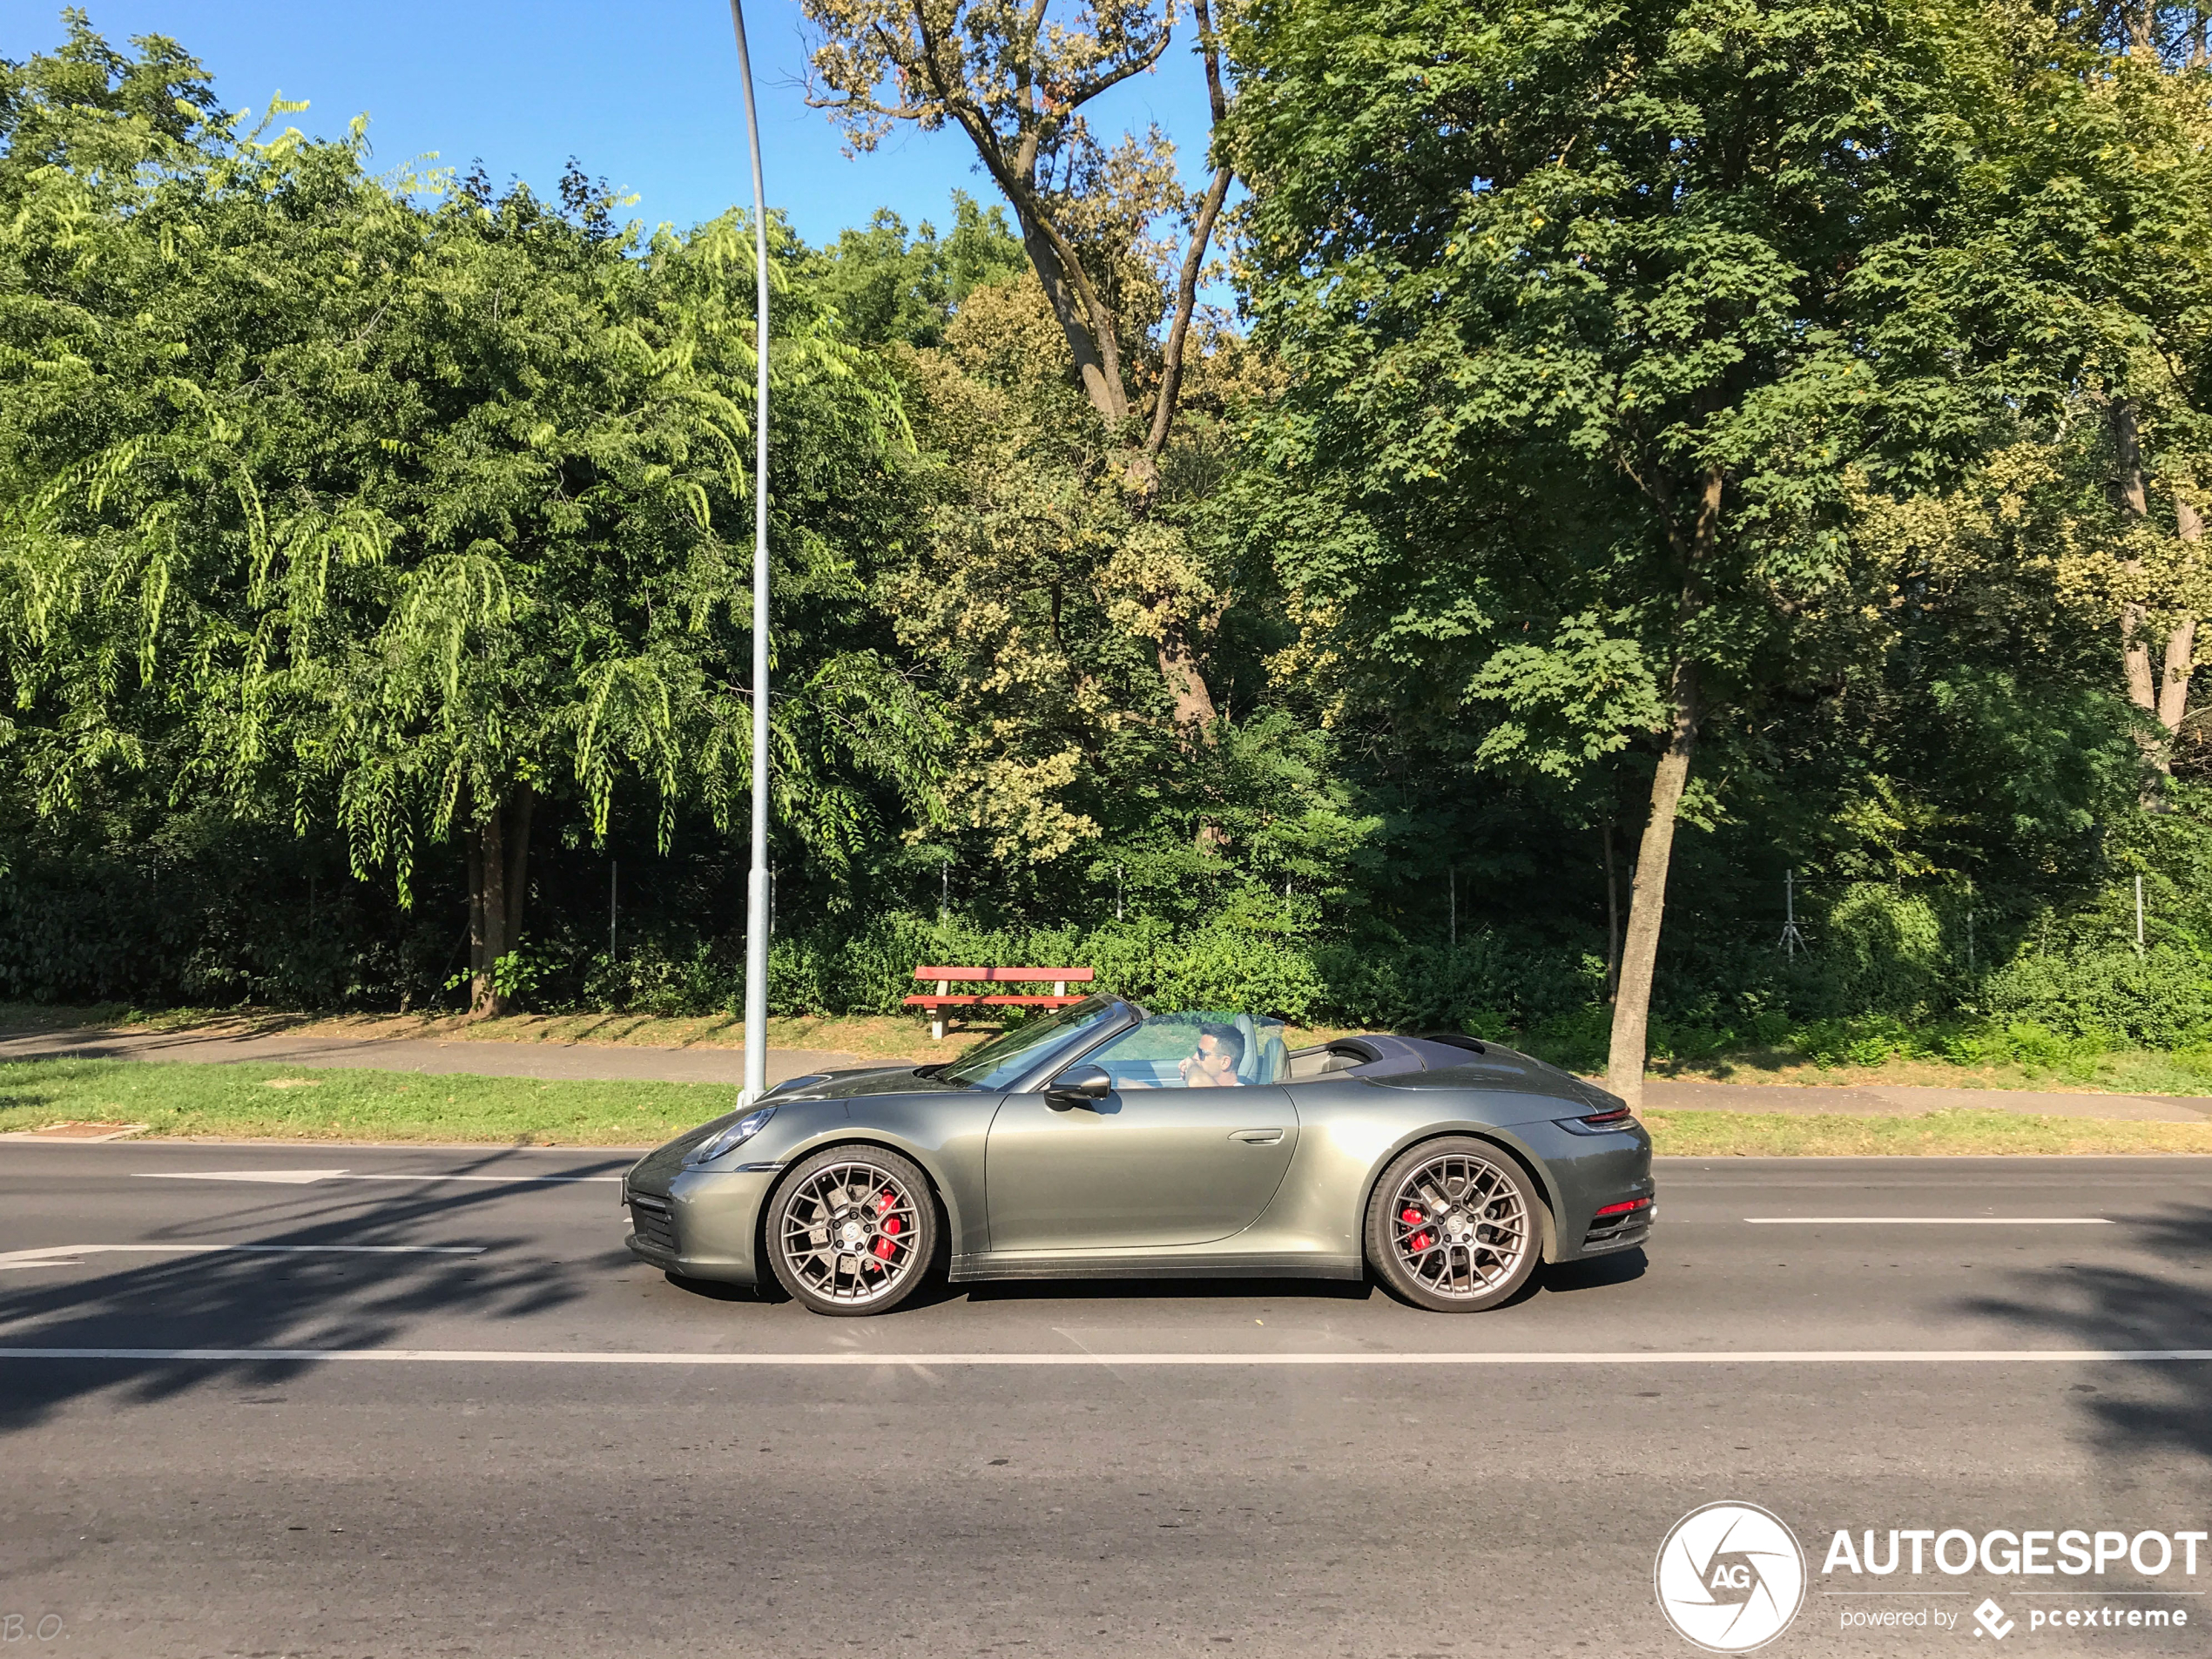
[0, 1025, 858, 1088]
[1637, 1076, 2212, 1123]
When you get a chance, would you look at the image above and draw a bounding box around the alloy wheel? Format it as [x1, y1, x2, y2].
[1386, 1150, 1530, 1300]
[775, 1158, 925, 1306]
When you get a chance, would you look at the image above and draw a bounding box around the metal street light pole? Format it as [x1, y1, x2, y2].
[726, 0, 772, 1107]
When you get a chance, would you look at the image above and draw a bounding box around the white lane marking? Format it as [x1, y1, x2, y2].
[130, 1170, 620, 1185]
[0, 1244, 485, 1270]
[326, 1174, 623, 1184]
[134, 1170, 351, 1184]
[1745, 1217, 2113, 1225]
[0, 1347, 2205, 1366]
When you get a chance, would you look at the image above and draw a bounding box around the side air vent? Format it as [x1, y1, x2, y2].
[628, 1193, 678, 1255]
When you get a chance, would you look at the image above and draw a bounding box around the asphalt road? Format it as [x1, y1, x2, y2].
[3, 1143, 2210, 1656]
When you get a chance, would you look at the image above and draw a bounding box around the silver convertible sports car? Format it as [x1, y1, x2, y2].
[622, 997, 1654, 1316]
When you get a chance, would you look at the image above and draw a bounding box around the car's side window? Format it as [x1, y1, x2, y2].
[1076, 1014, 1288, 1089]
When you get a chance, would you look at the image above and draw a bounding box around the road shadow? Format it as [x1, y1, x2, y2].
[686, 1247, 1651, 1317]
[0, 1147, 627, 1434]
[0, 1009, 324, 1053]
[666, 1271, 780, 1305]
[1538, 1247, 1647, 1295]
[1954, 1199, 2212, 1466]
[954, 1275, 1375, 1308]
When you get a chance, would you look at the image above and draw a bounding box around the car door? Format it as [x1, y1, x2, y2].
[983, 1082, 1300, 1252]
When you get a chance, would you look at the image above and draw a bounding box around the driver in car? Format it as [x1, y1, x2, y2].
[1177, 1023, 1244, 1088]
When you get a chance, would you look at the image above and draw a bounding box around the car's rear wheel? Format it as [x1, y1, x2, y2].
[765, 1146, 938, 1317]
[1366, 1136, 1542, 1312]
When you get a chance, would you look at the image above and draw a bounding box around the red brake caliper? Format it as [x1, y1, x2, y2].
[872, 1188, 901, 1261]
[1402, 1205, 1432, 1254]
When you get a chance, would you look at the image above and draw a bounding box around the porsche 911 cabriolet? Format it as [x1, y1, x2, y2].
[621, 995, 1654, 1316]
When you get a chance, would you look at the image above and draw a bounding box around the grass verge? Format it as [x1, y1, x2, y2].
[3, 1059, 2209, 1155]
[0, 1060, 732, 1145]
[1643, 1108, 2212, 1157]
[14, 1002, 2212, 1096]
[1645, 1048, 2212, 1097]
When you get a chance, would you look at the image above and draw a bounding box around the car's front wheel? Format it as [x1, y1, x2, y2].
[1366, 1136, 1543, 1312]
[765, 1146, 938, 1316]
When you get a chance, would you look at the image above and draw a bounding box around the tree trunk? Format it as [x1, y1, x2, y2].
[505, 786, 536, 948]
[2160, 492, 2203, 745]
[1015, 215, 1127, 430]
[1606, 661, 1698, 1109]
[465, 791, 535, 1018]
[471, 806, 507, 1018]
[465, 843, 486, 995]
[2111, 400, 2169, 799]
[1158, 626, 1217, 731]
[1602, 819, 1621, 1004]
[2112, 401, 2160, 719]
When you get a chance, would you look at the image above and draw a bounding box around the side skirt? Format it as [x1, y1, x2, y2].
[948, 1251, 1365, 1284]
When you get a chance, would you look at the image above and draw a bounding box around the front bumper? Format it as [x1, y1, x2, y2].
[624, 1163, 780, 1285]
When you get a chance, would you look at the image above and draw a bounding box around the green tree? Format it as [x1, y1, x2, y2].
[1228, 0, 1984, 1101]
[1924, 0, 2212, 782]
[1, 22, 938, 1015]
[801, 0, 1243, 729]
[810, 191, 1029, 347]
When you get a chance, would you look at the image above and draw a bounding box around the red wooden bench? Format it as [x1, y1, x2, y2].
[903, 966, 1096, 1042]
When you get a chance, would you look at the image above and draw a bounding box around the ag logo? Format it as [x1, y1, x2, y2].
[1655, 1501, 1807, 1652]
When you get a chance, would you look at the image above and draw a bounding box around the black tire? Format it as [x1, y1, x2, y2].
[765, 1145, 939, 1317]
[1365, 1136, 1545, 1312]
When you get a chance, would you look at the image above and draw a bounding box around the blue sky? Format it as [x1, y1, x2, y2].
[13, 1, 1218, 248]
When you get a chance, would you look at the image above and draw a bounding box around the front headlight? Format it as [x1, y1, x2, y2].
[685, 1106, 777, 1167]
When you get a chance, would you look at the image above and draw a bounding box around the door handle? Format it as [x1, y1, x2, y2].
[1230, 1129, 1285, 1145]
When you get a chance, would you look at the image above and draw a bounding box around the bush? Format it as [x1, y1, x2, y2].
[13, 819, 2212, 1066]
[1822, 885, 1952, 1015]
[1936, 1019, 2108, 1071]
[583, 911, 1601, 1030]
[1980, 944, 2212, 1048]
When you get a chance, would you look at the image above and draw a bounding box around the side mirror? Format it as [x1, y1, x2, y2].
[1045, 1064, 1112, 1111]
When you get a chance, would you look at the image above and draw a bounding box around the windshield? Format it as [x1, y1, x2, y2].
[941, 995, 1130, 1089]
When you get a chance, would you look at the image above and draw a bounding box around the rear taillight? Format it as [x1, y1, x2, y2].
[1593, 1197, 1653, 1218]
[1559, 1106, 1635, 1134]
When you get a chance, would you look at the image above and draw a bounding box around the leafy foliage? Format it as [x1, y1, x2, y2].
[9, 10, 2212, 1070]
[1, 23, 941, 1003]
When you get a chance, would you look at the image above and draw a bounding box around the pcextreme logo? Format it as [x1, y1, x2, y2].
[1656, 1501, 1810, 1653]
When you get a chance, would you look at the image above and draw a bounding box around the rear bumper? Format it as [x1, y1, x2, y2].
[1575, 1199, 1656, 1255]
[624, 1164, 779, 1285]
[1508, 1120, 1656, 1263]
